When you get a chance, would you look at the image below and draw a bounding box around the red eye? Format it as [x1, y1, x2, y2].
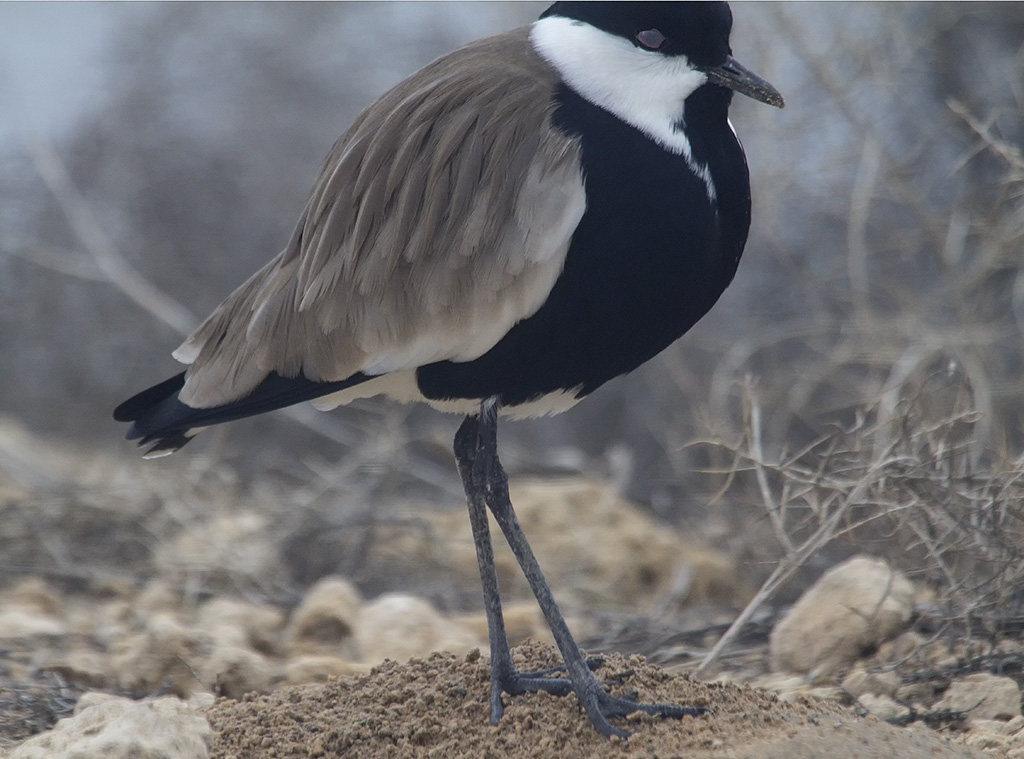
[636, 28, 667, 51]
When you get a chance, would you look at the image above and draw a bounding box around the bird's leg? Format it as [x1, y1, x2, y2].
[455, 410, 587, 724]
[470, 399, 708, 739]
[454, 412, 520, 722]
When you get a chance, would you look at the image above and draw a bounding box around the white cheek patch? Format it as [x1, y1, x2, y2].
[531, 16, 717, 202]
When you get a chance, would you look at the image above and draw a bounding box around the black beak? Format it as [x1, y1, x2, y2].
[702, 56, 785, 108]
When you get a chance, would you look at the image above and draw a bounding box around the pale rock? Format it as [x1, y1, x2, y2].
[971, 718, 1011, 736]
[199, 644, 273, 699]
[40, 649, 110, 689]
[188, 692, 216, 712]
[775, 691, 803, 705]
[285, 576, 362, 658]
[1004, 715, 1024, 735]
[876, 630, 925, 662]
[857, 693, 910, 721]
[998, 639, 1024, 655]
[757, 673, 842, 704]
[355, 593, 481, 663]
[0, 608, 65, 640]
[10, 694, 211, 759]
[933, 673, 1022, 721]
[965, 732, 1008, 751]
[284, 655, 370, 685]
[8, 577, 61, 615]
[454, 601, 544, 647]
[74, 691, 122, 715]
[110, 613, 213, 697]
[776, 688, 844, 705]
[805, 686, 844, 701]
[897, 681, 942, 705]
[503, 480, 751, 610]
[91, 599, 135, 646]
[197, 620, 247, 650]
[842, 667, 901, 698]
[752, 673, 811, 696]
[769, 555, 916, 676]
[196, 597, 284, 656]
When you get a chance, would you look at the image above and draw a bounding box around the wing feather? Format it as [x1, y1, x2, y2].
[175, 27, 585, 408]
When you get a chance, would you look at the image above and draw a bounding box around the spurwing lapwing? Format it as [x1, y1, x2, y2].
[115, 2, 783, 738]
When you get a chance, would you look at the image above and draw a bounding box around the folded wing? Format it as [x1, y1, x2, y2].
[173, 28, 586, 409]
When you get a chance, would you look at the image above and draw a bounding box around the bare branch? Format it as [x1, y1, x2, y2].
[25, 137, 197, 335]
[3, 244, 104, 281]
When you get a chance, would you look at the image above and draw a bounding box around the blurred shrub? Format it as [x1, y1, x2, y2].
[1, 3, 1022, 531]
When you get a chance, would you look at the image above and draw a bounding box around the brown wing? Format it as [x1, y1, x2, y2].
[173, 27, 585, 408]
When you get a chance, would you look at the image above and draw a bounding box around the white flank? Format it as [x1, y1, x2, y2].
[310, 371, 423, 411]
[310, 369, 582, 419]
[420, 386, 584, 419]
[530, 15, 716, 200]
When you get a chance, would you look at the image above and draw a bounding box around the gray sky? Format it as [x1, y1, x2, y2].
[0, 3, 543, 150]
[0, 3, 153, 146]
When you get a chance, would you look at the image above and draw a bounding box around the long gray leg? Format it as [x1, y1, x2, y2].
[462, 399, 706, 738]
[454, 412, 578, 725]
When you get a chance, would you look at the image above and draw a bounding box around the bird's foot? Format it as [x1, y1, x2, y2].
[577, 684, 709, 739]
[489, 657, 706, 738]
[487, 658, 604, 724]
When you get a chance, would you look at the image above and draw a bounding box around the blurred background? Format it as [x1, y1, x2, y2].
[1, 2, 1023, 607]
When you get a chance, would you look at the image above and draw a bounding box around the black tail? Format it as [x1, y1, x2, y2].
[113, 370, 371, 457]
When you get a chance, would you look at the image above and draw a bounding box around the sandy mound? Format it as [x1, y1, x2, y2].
[205, 641, 979, 759]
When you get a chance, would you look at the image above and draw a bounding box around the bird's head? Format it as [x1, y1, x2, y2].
[538, 2, 784, 110]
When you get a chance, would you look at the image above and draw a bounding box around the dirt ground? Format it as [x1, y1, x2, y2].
[205, 641, 977, 759]
[0, 426, 1018, 758]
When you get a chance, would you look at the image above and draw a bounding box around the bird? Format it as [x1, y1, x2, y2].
[114, 1, 783, 738]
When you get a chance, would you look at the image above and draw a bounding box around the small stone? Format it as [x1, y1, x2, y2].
[769, 556, 916, 676]
[857, 693, 910, 721]
[876, 631, 925, 662]
[41, 649, 110, 690]
[200, 644, 273, 699]
[73, 692, 122, 715]
[284, 655, 369, 685]
[896, 681, 940, 705]
[285, 576, 363, 658]
[197, 598, 285, 656]
[355, 593, 480, 663]
[965, 732, 1008, 750]
[933, 674, 1022, 721]
[10, 694, 212, 759]
[842, 668, 901, 698]
[0, 608, 65, 640]
[109, 613, 213, 698]
[754, 674, 810, 696]
[971, 718, 1010, 735]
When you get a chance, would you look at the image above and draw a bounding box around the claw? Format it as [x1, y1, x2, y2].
[583, 687, 709, 739]
[489, 658, 707, 739]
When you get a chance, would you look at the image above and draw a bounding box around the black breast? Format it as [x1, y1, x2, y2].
[417, 83, 752, 407]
